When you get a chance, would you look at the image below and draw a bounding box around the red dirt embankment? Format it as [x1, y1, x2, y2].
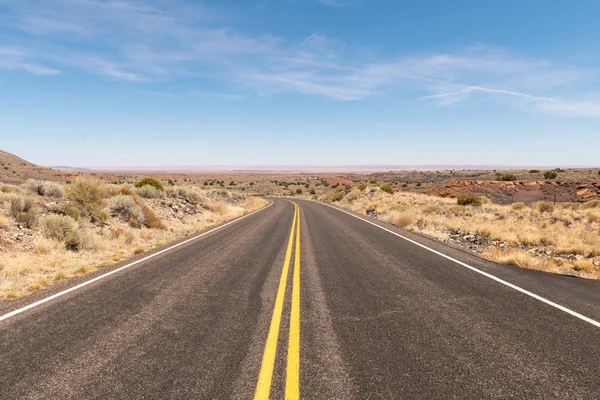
[424, 180, 600, 204]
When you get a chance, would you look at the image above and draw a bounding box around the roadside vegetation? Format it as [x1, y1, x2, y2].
[319, 186, 600, 279]
[0, 177, 267, 299]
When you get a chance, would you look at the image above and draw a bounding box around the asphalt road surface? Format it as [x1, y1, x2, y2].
[1, 198, 599, 399]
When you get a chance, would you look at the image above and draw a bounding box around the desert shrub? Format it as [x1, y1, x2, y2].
[388, 211, 414, 228]
[40, 214, 78, 241]
[357, 183, 367, 191]
[529, 170, 540, 173]
[416, 182, 422, 187]
[166, 186, 203, 204]
[402, 183, 408, 188]
[310, 188, 316, 195]
[66, 176, 108, 222]
[423, 204, 443, 214]
[141, 205, 165, 229]
[585, 210, 600, 223]
[380, 184, 394, 194]
[64, 230, 83, 251]
[135, 177, 164, 191]
[23, 180, 64, 198]
[457, 193, 482, 207]
[109, 195, 145, 226]
[54, 204, 83, 220]
[135, 185, 165, 199]
[543, 171, 558, 179]
[296, 188, 303, 194]
[208, 201, 229, 216]
[511, 202, 526, 210]
[0, 184, 24, 194]
[6, 194, 37, 226]
[533, 201, 554, 213]
[496, 173, 517, 181]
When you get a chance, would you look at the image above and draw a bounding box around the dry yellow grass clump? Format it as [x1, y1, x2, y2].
[323, 187, 600, 278]
[0, 178, 268, 299]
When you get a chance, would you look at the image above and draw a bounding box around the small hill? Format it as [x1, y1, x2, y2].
[0, 150, 63, 183]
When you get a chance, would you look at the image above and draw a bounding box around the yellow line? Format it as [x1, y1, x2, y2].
[286, 202, 301, 400]
[254, 203, 298, 400]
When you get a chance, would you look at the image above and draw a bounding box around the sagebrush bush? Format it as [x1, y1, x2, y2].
[41, 214, 78, 241]
[135, 177, 164, 191]
[310, 188, 316, 195]
[6, 194, 37, 226]
[380, 184, 394, 194]
[23, 180, 64, 198]
[135, 185, 165, 199]
[109, 195, 145, 226]
[66, 176, 108, 222]
[457, 193, 482, 207]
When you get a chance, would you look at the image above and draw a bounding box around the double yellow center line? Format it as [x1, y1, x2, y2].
[254, 202, 301, 400]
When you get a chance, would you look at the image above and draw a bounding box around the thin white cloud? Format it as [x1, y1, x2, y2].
[1, 1, 600, 116]
[0, 46, 60, 75]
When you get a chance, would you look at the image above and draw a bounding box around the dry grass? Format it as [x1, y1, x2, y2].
[323, 187, 600, 278]
[0, 182, 269, 299]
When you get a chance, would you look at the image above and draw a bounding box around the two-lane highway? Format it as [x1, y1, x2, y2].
[1, 198, 599, 399]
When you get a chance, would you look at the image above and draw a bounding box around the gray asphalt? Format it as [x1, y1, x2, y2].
[1, 198, 599, 399]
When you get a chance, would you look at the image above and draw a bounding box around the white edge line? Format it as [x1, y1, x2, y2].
[0, 201, 273, 323]
[314, 200, 600, 329]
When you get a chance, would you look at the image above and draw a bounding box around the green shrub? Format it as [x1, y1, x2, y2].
[135, 177, 164, 191]
[534, 201, 554, 213]
[416, 182, 422, 187]
[331, 183, 340, 189]
[41, 214, 78, 241]
[543, 171, 558, 179]
[296, 188, 303, 194]
[380, 184, 394, 194]
[357, 183, 367, 191]
[229, 181, 236, 186]
[529, 170, 540, 173]
[109, 195, 145, 226]
[309, 188, 316, 195]
[66, 176, 108, 205]
[402, 183, 408, 188]
[457, 193, 482, 207]
[496, 173, 517, 181]
[135, 185, 165, 199]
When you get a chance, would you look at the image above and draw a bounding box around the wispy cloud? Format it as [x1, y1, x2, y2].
[1, 1, 600, 116]
[0, 46, 60, 75]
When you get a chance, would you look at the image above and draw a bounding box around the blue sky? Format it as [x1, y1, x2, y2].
[1, 0, 600, 167]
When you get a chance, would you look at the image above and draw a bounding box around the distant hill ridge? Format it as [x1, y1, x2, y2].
[0, 150, 60, 183]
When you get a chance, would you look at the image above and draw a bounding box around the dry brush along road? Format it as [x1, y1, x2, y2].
[1, 198, 599, 399]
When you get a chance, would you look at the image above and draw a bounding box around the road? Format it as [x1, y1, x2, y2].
[1, 198, 599, 399]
